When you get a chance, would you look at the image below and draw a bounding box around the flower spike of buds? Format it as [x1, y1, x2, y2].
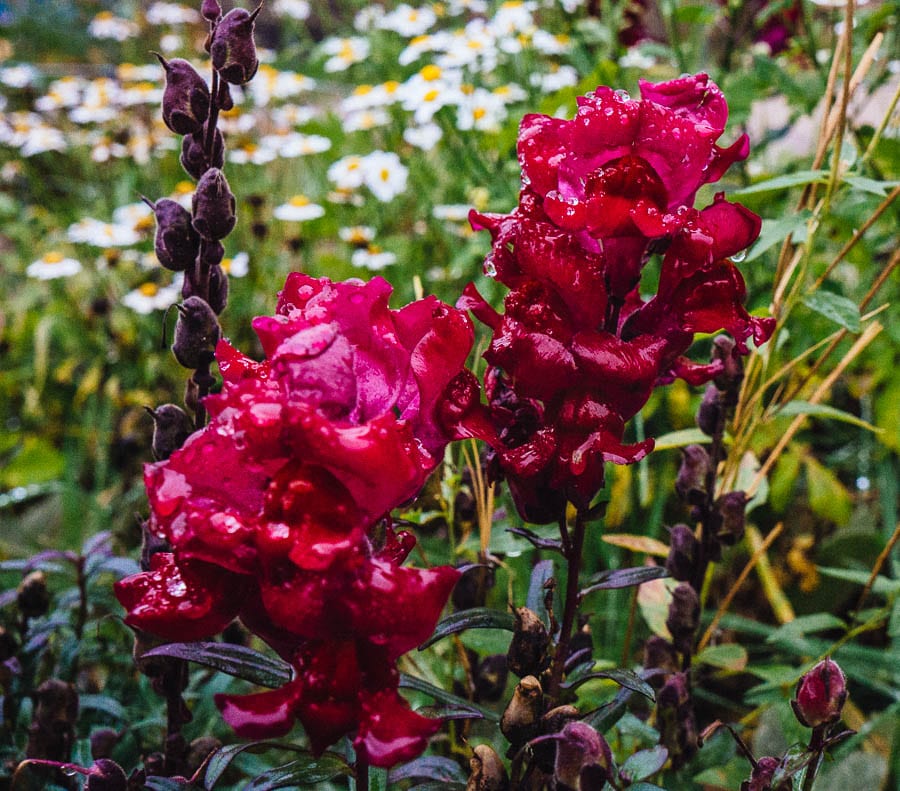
[154, 54, 210, 136]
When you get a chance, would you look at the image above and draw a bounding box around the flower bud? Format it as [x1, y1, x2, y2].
[657, 672, 698, 768]
[192, 168, 236, 241]
[675, 444, 710, 506]
[172, 296, 221, 369]
[85, 759, 128, 791]
[506, 606, 550, 678]
[553, 722, 613, 791]
[209, 6, 261, 85]
[90, 728, 119, 760]
[500, 675, 542, 746]
[791, 658, 847, 729]
[216, 79, 234, 111]
[143, 197, 199, 272]
[201, 0, 222, 22]
[180, 124, 225, 180]
[17, 570, 50, 619]
[715, 491, 747, 546]
[155, 54, 210, 135]
[697, 384, 722, 437]
[533, 705, 579, 773]
[207, 264, 229, 315]
[712, 335, 743, 397]
[466, 744, 509, 791]
[452, 565, 493, 610]
[643, 636, 678, 688]
[145, 404, 194, 460]
[741, 756, 792, 791]
[666, 524, 699, 582]
[201, 239, 225, 267]
[474, 654, 508, 703]
[665, 583, 700, 655]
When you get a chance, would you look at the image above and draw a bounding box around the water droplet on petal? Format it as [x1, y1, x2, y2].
[730, 249, 747, 263]
[483, 259, 497, 277]
[614, 89, 630, 101]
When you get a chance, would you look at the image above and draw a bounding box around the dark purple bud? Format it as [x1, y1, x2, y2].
[643, 636, 679, 687]
[533, 705, 579, 773]
[466, 744, 509, 791]
[666, 583, 700, 654]
[201, 0, 222, 22]
[142, 197, 199, 272]
[216, 79, 234, 111]
[657, 672, 698, 768]
[554, 722, 613, 791]
[712, 335, 743, 396]
[180, 124, 225, 180]
[192, 168, 236, 241]
[85, 759, 128, 791]
[17, 570, 50, 619]
[155, 54, 210, 135]
[506, 606, 550, 678]
[172, 296, 221, 369]
[145, 404, 194, 460]
[208, 263, 229, 314]
[184, 376, 201, 414]
[201, 239, 225, 267]
[697, 384, 722, 436]
[209, 6, 261, 85]
[666, 524, 699, 582]
[500, 675, 542, 746]
[791, 659, 847, 729]
[90, 729, 119, 760]
[474, 654, 508, 703]
[675, 444, 710, 506]
[742, 756, 779, 791]
[715, 491, 747, 546]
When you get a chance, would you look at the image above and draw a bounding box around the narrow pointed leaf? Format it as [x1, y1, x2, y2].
[243, 754, 351, 790]
[774, 401, 879, 432]
[561, 669, 655, 700]
[581, 566, 669, 596]
[418, 607, 515, 649]
[203, 742, 325, 789]
[143, 642, 292, 688]
[802, 291, 861, 332]
[621, 746, 669, 782]
[399, 673, 499, 722]
[388, 756, 468, 784]
[732, 170, 828, 196]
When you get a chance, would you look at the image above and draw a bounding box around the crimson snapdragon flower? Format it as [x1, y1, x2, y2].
[116, 275, 474, 765]
[461, 74, 774, 522]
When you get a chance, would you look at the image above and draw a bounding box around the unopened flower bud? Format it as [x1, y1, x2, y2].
[666, 524, 699, 582]
[192, 168, 236, 241]
[474, 655, 508, 703]
[180, 125, 225, 180]
[452, 565, 493, 610]
[533, 705, 579, 773]
[791, 658, 847, 729]
[742, 756, 792, 791]
[675, 445, 710, 506]
[145, 404, 194, 460]
[85, 759, 128, 791]
[507, 606, 550, 678]
[500, 675, 542, 746]
[715, 491, 747, 546]
[142, 197, 199, 272]
[554, 722, 613, 791]
[172, 296, 221, 369]
[90, 728, 119, 760]
[712, 335, 743, 397]
[201, 0, 222, 22]
[466, 744, 509, 791]
[216, 79, 234, 111]
[657, 672, 697, 768]
[17, 570, 50, 619]
[208, 264, 229, 315]
[155, 54, 210, 135]
[697, 384, 722, 436]
[201, 239, 225, 267]
[210, 6, 261, 85]
[643, 636, 678, 687]
[666, 583, 700, 654]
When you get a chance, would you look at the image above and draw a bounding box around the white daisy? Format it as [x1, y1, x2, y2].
[403, 122, 443, 150]
[362, 151, 409, 202]
[273, 0, 311, 19]
[351, 246, 397, 270]
[26, 252, 82, 280]
[339, 225, 375, 245]
[327, 155, 367, 190]
[122, 280, 183, 314]
[378, 4, 437, 37]
[221, 252, 249, 277]
[67, 218, 142, 247]
[89, 11, 139, 41]
[273, 195, 326, 221]
[145, 3, 201, 25]
[321, 37, 371, 73]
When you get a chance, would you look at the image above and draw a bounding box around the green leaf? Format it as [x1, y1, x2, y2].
[527, 559, 554, 626]
[732, 170, 828, 196]
[203, 743, 326, 789]
[562, 669, 655, 700]
[842, 175, 900, 196]
[418, 607, 515, 649]
[801, 291, 861, 332]
[817, 566, 900, 595]
[770, 444, 802, 512]
[767, 613, 846, 645]
[399, 673, 500, 722]
[775, 401, 879, 432]
[746, 213, 811, 262]
[388, 756, 468, 785]
[244, 754, 352, 790]
[142, 642, 292, 689]
[652, 428, 712, 450]
[581, 566, 669, 596]
[621, 746, 669, 782]
[0, 436, 66, 488]
[79, 694, 127, 721]
[804, 455, 853, 525]
[695, 643, 748, 671]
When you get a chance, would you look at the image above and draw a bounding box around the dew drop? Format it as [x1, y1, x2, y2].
[483, 259, 497, 277]
[730, 249, 747, 263]
[614, 89, 630, 101]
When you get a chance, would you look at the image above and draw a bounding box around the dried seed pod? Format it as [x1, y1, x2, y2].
[142, 197, 199, 272]
[180, 124, 225, 180]
[665, 583, 700, 655]
[17, 570, 50, 619]
[192, 168, 236, 241]
[172, 296, 221, 369]
[209, 6, 261, 85]
[145, 404, 194, 460]
[474, 654, 508, 703]
[466, 744, 509, 791]
[506, 606, 551, 678]
[155, 54, 210, 135]
[666, 523, 699, 582]
[500, 675, 542, 747]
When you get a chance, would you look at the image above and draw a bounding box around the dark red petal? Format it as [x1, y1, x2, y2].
[355, 688, 442, 768]
[216, 678, 304, 739]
